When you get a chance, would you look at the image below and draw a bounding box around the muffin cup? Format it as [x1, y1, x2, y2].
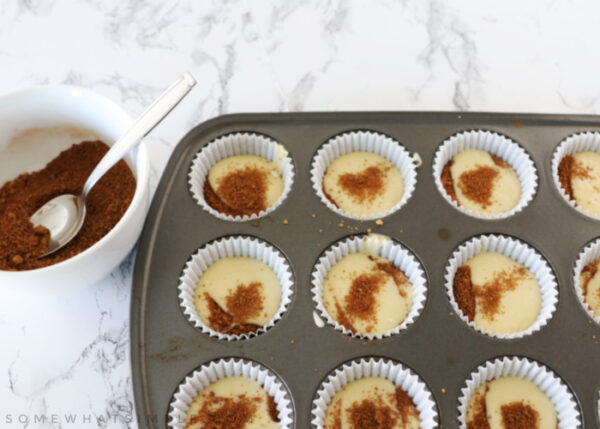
[311, 234, 427, 340]
[458, 356, 581, 428]
[168, 358, 293, 429]
[310, 130, 418, 220]
[311, 357, 438, 429]
[573, 238, 600, 325]
[178, 235, 294, 340]
[432, 130, 538, 219]
[445, 234, 558, 339]
[552, 131, 600, 220]
[188, 132, 295, 221]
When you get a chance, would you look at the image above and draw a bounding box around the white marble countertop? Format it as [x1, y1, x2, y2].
[1, 1, 600, 427]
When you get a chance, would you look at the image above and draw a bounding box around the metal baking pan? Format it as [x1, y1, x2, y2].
[131, 112, 600, 428]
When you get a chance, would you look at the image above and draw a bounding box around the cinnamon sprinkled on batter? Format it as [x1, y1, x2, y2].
[267, 394, 280, 423]
[558, 155, 576, 200]
[454, 266, 476, 322]
[558, 155, 594, 202]
[347, 398, 397, 429]
[466, 387, 491, 429]
[441, 161, 458, 203]
[474, 266, 528, 320]
[186, 391, 260, 429]
[395, 387, 418, 426]
[337, 165, 387, 203]
[344, 273, 385, 322]
[458, 166, 499, 208]
[491, 154, 509, 168]
[501, 402, 539, 429]
[204, 166, 269, 216]
[225, 282, 264, 324]
[370, 256, 409, 297]
[204, 292, 262, 335]
[334, 300, 356, 332]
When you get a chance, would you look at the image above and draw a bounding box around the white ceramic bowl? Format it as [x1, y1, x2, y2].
[0, 85, 150, 293]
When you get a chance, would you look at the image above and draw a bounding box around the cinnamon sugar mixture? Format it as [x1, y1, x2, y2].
[204, 281, 265, 335]
[457, 166, 499, 208]
[204, 167, 268, 216]
[500, 402, 539, 429]
[337, 165, 388, 203]
[580, 259, 599, 303]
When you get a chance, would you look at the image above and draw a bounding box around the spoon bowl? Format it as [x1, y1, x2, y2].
[30, 194, 85, 256]
[30, 73, 196, 257]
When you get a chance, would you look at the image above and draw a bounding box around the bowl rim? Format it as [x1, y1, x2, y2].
[0, 84, 150, 276]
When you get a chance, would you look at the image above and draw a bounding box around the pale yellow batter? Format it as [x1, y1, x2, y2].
[323, 152, 404, 216]
[322, 253, 413, 335]
[570, 151, 600, 217]
[324, 377, 419, 429]
[195, 257, 282, 330]
[449, 149, 521, 215]
[465, 252, 541, 334]
[209, 155, 284, 209]
[466, 377, 557, 429]
[186, 376, 281, 429]
[579, 259, 600, 318]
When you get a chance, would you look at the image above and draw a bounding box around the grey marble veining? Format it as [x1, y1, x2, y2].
[1, 0, 600, 427]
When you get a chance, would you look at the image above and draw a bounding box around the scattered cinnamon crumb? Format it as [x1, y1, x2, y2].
[312, 213, 316, 218]
[374, 260, 408, 297]
[441, 388, 446, 394]
[290, 339, 295, 344]
[334, 300, 356, 332]
[338, 222, 344, 228]
[367, 228, 372, 233]
[283, 219, 288, 225]
[375, 219, 384, 226]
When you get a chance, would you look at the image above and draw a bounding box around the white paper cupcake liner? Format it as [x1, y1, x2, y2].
[311, 234, 427, 340]
[310, 130, 418, 220]
[311, 357, 438, 428]
[552, 132, 600, 220]
[168, 358, 293, 429]
[458, 356, 581, 428]
[188, 132, 295, 221]
[178, 235, 294, 340]
[432, 130, 538, 219]
[573, 238, 600, 325]
[445, 234, 558, 339]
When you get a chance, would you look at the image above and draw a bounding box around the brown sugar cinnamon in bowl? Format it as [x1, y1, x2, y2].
[0, 140, 135, 271]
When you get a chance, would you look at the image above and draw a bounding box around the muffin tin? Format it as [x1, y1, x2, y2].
[130, 112, 600, 428]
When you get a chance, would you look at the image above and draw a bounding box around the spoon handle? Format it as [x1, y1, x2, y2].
[82, 72, 196, 199]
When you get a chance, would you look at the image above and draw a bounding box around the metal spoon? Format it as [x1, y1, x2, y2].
[30, 72, 196, 257]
